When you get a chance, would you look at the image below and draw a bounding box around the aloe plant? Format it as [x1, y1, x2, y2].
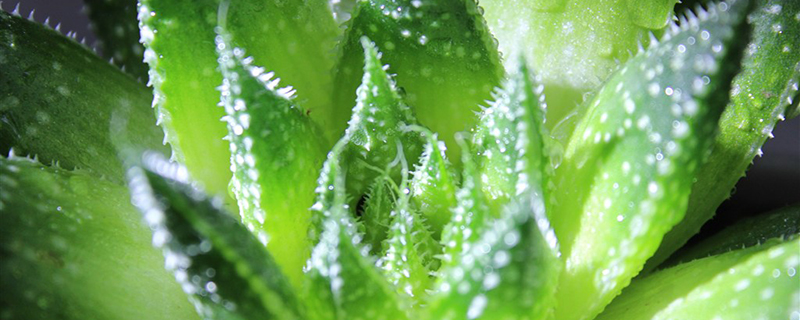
[1, 0, 799, 319]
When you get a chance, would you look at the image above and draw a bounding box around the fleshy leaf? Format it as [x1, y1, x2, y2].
[597, 237, 800, 320]
[472, 61, 551, 215]
[84, 0, 148, 79]
[338, 37, 424, 198]
[381, 183, 441, 302]
[428, 196, 561, 320]
[216, 29, 326, 290]
[361, 176, 399, 253]
[334, 0, 504, 162]
[308, 143, 410, 320]
[438, 140, 491, 269]
[549, 2, 753, 319]
[663, 204, 800, 267]
[409, 130, 458, 237]
[0, 155, 198, 320]
[0, 10, 168, 184]
[137, 0, 339, 197]
[128, 153, 304, 320]
[480, 0, 679, 132]
[645, 0, 800, 271]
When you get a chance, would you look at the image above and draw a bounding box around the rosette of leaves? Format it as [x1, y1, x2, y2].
[1, 0, 799, 320]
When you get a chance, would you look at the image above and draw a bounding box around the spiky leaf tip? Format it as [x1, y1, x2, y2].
[216, 28, 326, 289]
[409, 129, 458, 237]
[335, 0, 504, 162]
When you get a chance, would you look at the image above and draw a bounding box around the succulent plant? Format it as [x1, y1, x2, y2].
[1, 0, 799, 319]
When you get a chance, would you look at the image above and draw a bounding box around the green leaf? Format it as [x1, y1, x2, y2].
[0, 10, 168, 184]
[84, 0, 148, 79]
[549, 2, 753, 319]
[663, 204, 800, 268]
[597, 237, 800, 320]
[409, 130, 458, 237]
[472, 61, 551, 215]
[438, 140, 491, 270]
[381, 186, 441, 303]
[645, 0, 800, 271]
[338, 37, 425, 199]
[480, 0, 679, 132]
[216, 29, 326, 290]
[128, 153, 304, 320]
[137, 0, 339, 197]
[334, 0, 504, 162]
[308, 143, 410, 320]
[428, 64, 561, 319]
[427, 196, 561, 320]
[361, 176, 399, 253]
[0, 155, 198, 320]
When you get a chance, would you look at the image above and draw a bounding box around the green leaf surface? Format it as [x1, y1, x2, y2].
[338, 38, 425, 199]
[85, 0, 148, 79]
[0, 11, 168, 184]
[480, 0, 678, 133]
[472, 62, 551, 215]
[597, 237, 800, 320]
[0, 155, 198, 320]
[216, 29, 326, 290]
[361, 176, 399, 253]
[549, 2, 753, 319]
[334, 0, 503, 162]
[437, 141, 491, 270]
[381, 190, 441, 303]
[663, 204, 800, 268]
[428, 197, 560, 320]
[409, 130, 458, 237]
[645, 0, 800, 271]
[138, 0, 339, 197]
[128, 153, 304, 320]
[308, 142, 410, 320]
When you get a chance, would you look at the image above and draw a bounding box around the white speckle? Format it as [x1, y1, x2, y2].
[625, 99, 636, 114]
[734, 279, 750, 291]
[467, 295, 487, 319]
[648, 182, 658, 194]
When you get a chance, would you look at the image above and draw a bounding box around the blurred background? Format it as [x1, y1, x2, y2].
[2, 0, 799, 244]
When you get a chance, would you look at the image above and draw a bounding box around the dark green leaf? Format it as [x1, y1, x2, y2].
[0, 11, 168, 184]
[128, 153, 304, 320]
[0, 155, 197, 320]
[84, 0, 148, 79]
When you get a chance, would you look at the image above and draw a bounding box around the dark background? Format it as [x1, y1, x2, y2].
[3, 0, 799, 240]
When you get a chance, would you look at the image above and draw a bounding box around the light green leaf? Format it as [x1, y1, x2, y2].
[128, 153, 304, 320]
[0, 10, 168, 184]
[0, 155, 198, 320]
[334, 0, 504, 162]
[137, 0, 339, 197]
[646, 0, 800, 271]
[216, 29, 326, 290]
[361, 176, 399, 253]
[472, 61, 551, 215]
[480, 0, 679, 133]
[409, 130, 458, 237]
[597, 237, 800, 320]
[549, 2, 753, 319]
